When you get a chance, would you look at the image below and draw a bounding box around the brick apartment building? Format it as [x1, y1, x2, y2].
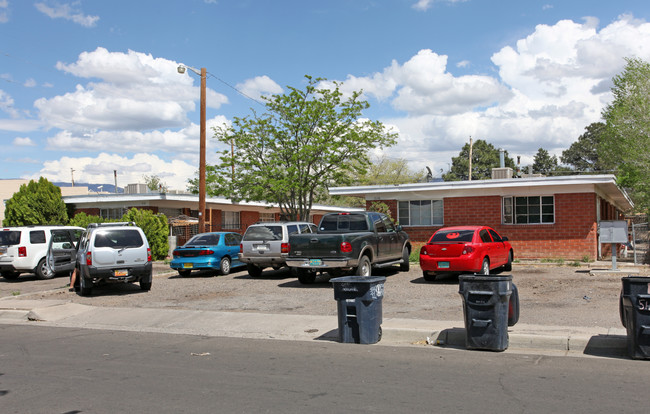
[329, 174, 633, 261]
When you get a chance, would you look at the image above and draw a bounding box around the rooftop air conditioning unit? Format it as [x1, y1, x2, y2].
[491, 167, 513, 180]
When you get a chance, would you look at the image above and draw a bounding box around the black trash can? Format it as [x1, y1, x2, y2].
[620, 276, 650, 360]
[331, 276, 385, 344]
[458, 274, 513, 351]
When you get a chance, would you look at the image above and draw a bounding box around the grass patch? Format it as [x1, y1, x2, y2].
[12, 291, 20, 296]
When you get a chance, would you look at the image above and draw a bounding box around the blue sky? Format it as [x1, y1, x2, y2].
[1, 0, 649, 190]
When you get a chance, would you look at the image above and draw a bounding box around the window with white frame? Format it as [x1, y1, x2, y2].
[259, 212, 275, 222]
[503, 196, 554, 224]
[100, 208, 125, 220]
[398, 200, 443, 226]
[221, 211, 241, 229]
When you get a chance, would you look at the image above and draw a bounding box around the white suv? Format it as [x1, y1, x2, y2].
[239, 221, 317, 277]
[0, 225, 84, 281]
[49, 222, 152, 296]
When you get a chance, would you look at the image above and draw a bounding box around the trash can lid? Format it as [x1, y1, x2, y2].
[330, 276, 387, 284]
[459, 274, 512, 282]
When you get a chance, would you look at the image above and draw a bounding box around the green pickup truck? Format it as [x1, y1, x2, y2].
[286, 211, 411, 284]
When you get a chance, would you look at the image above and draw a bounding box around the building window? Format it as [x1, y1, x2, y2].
[259, 212, 275, 222]
[503, 196, 554, 224]
[222, 211, 240, 229]
[398, 200, 443, 226]
[100, 208, 125, 220]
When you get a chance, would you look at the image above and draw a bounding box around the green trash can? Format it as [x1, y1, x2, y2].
[620, 276, 650, 360]
[459, 274, 513, 351]
[331, 276, 385, 344]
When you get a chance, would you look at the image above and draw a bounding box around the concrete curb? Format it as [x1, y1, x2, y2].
[0, 298, 630, 358]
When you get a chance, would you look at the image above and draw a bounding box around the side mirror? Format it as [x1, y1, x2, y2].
[396, 225, 403, 232]
[501, 236, 509, 242]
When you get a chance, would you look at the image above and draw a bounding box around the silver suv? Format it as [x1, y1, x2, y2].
[1, 225, 84, 280]
[49, 222, 152, 296]
[239, 221, 317, 277]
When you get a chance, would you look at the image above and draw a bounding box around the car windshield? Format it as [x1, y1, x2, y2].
[243, 225, 283, 241]
[319, 214, 369, 232]
[431, 229, 475, 242]
[94, 230, 144, 249]
[186, 234, 220, 246]
[0, 231, 21, 246]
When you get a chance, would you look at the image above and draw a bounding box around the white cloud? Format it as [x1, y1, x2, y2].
[235, 76, 283, 101]
[36, 47, 228, 132]
[347, 14, 650, 174]
[36, 152, 198, 191]
[456, 60, 470, 68]
[412, 0, 468, 11]
[35, 1, 99, 28]
[24, 78, 37, 88]
[0, 0, 8, 23]
[13, 137, 36, 146]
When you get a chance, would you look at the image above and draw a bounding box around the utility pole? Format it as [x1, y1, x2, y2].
[468, 136, 473, 181]
[199, 67, 207, 233]
[71, 168, 75, 187]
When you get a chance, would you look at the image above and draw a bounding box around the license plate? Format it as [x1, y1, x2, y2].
[438, 261, 450, 269]
[114, 269, 128, 277]
[183, 263, 193, 269]
[309, 259, 322, 266]
[255, 244, 269, 251]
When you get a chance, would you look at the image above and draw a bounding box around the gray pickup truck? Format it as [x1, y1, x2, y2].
[286, 211, 411, 284]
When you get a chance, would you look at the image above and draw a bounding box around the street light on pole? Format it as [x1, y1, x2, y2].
[178, 64, 207, 233]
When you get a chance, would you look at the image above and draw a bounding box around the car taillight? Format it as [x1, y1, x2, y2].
[239, 244, 243, 254]
[340, 242, 352, 253]
[147, 247, 152, 262]
[281, 243, 290, 254]
[18, 246, 26, 257]
[462, 244, 474, 255]
[172, 249, 180, 257]
[198, 249, 214, 256]
[86, 251, 92, 266]
[420, 246, 427, 255]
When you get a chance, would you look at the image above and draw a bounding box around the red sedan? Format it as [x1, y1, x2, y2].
[419, 226, 513, 282]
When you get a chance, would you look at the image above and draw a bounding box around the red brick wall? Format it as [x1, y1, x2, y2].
[374, 193, 603, 261]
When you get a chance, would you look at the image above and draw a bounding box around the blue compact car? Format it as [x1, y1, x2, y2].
[170, 232, 244, 277]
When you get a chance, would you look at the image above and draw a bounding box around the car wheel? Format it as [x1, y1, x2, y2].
[503, 251, 513, 272]
[1, 271, 20, 281]
[356, 256, 371, 277]
[79, 275, 92, 296]
[400, 247, 410, 271]
[219, 257, 231, 275]
[480, 258, 490, 275]
[178, 269, 191, 277]
[423, 271, 437, 282]
[36, 257, 55, 280]
[297, 269, 317, 284]
[247, 264, 263, 278]
[140, 281, 152, 291]
[508, 283, 520, 326]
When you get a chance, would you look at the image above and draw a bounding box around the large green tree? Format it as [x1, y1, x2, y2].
[3, 177, 68, 226]
[561, 122, 606, 172]
[443, 139, 515, 181]
[532, 148, 558, 175]
[206, 75, 397, 220]
[601, 57, 650, 212]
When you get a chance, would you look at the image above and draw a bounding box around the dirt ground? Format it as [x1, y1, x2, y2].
[3, 261, 649, 329]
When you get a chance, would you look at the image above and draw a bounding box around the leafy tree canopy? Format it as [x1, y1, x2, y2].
[205, 75, 397, 220]
[143, 174, 168, 193]
[122, 208, 169, 260]
[601, 57, 650, 212]
[560, 122, 606, 172]
[532, 148, 558, 175]
[3, 177, 68, 226]
[443, 139, 515, 181]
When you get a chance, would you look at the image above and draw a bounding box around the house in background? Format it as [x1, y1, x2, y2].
[330, 174, 633, 261]
[1, 179, 89, 224]
[63, 190, 361, 246]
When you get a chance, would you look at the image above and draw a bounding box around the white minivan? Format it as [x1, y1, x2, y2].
[0, 225, 84, 280]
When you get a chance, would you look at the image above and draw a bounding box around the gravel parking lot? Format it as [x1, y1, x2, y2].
[4, 261, 649, 329]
